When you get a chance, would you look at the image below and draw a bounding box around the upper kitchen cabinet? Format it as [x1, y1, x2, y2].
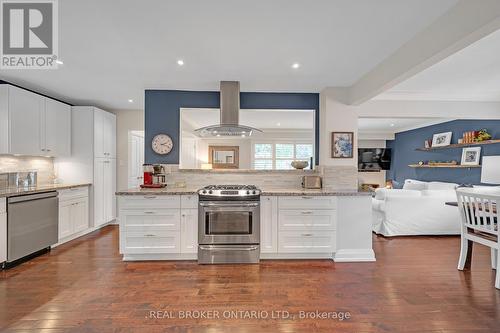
[94, 108, 116, 158]
[45, 98, 71, 157]
[0, 84, 71, 157]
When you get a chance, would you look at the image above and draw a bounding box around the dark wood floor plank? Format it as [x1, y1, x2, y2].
[1, 225, 499, 332]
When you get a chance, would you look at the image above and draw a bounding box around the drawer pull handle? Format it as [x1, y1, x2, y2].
[301, 233, 313, 237]
[302, 196, 313, 199]
[144, 211, 155, 214]
[301, 211, 313, 215]
[144, 196, 157, 199]
[144, 234, 156, 237]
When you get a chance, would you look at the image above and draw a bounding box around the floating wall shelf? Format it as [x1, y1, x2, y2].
[416, 139, 500, 151]
[408, 164, 481, 169]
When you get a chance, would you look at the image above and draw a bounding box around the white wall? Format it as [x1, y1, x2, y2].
[357, 139, 386, 188]
[111, 109, 144, 190]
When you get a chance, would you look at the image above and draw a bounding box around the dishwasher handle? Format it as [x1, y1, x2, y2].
[8, 191, 58, 204]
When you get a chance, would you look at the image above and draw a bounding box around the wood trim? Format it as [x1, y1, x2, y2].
[208, 145, 239, 169]
[416, 139, 500, 151]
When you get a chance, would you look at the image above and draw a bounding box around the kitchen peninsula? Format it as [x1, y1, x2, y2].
[116, 183, 374, 263]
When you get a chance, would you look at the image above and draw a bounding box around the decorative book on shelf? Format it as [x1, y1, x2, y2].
[416, 139, 500, 151]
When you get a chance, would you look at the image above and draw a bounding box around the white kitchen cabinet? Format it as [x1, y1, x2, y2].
[44, 98, 71, 157]
[94, 108, 116, 158]
[58, 188, 89, 242]
[94, 158, 116, 227]
[0, 85, 71, 157]
[278, 231, 336, 253]
[0, 198, 6, 264]
[9, 85, 43, 155]
[181, 209, 198, 253]
[260, 196, 278, 253]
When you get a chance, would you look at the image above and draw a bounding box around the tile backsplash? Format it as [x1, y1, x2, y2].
[0, 155, 55, 185]
[159, 165, 358, 190]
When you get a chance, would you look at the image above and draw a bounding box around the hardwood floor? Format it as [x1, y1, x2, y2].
[1, 226, 499, 333]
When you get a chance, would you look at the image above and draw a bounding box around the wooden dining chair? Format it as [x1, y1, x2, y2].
[456, 188, 499, 289]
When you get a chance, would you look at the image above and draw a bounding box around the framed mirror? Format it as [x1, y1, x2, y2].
[209, 146, 239, 169]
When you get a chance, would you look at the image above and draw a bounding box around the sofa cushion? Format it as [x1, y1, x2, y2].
[427, 181, 458, 190]
[403, 179, 428, 191]
[374, 188, 422, 200]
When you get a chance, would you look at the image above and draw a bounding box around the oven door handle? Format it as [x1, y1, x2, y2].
[199, 202, 259, 208]
[199, 245, 259, 251]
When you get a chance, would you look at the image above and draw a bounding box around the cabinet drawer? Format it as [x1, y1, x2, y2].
[278, 230, 336, 253]
[279, 209, 336, 231]
[58, 187, 88, 201]
[0, 198, 5, 213]
[278, 196, 336, 210]
[122, 209, 180, 230]
[123, 231, 180, 254]
[120, 195, 180, 209]
[181, 195, 198, 209]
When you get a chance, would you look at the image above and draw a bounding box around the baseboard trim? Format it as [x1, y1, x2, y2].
[52, 221, 114, 248]
[123, 253, 197, 261]
[334, 249, 376, 262]
[260, 253, 333, 260]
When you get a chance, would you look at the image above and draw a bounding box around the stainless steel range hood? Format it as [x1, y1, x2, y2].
[194, 81, 262, 137]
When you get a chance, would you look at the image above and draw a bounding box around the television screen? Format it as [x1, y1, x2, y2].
[358, 148, 392, 171]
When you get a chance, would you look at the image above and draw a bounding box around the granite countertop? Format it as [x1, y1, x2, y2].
[0, 183, 91, 198]
[116, 187, 370, 197]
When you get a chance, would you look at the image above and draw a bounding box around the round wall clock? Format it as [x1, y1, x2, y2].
[152, 134, 173, 155]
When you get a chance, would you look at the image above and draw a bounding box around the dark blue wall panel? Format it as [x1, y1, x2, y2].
[145, 90, 320, 164]
[386, 119, 500, 188]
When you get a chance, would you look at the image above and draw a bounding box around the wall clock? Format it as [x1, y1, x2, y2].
[152, 134, 173, 155]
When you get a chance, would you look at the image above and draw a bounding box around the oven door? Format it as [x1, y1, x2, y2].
[198, 201, 260, 245]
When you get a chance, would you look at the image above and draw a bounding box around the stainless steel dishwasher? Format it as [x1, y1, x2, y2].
[7, 191, 58, 264]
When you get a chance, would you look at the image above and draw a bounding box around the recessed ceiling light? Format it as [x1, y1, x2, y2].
[276, 122, 281, 127]
[216, 134, 221, 137]
[128, 99, 134, 103]
[390, 123, 395, 127]
[241, 134, 246, 137]
[291, 63, 300, 69]
[177, 59, 184, 66]
[55, 59, 63, 65]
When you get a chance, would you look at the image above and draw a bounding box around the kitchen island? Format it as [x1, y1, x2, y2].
[116, 187, 375, 262]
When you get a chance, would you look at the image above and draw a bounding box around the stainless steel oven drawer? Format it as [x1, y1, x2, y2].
[198, 245, 260, 264]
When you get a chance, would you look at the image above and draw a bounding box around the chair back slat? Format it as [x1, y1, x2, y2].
[456, 189, 499, 236]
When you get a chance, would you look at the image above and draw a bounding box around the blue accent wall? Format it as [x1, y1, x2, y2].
[386, 119, 500, 187]
[145, 90, 320, 164]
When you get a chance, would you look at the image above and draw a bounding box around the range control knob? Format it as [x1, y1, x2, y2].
[208, 190, 213, 194]
[252, 190, 257, 194]
[246, 190, 250, 195]
[202, 190, 207, 194]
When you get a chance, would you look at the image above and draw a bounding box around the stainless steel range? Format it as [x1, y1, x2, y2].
[198, 185, 261, 264]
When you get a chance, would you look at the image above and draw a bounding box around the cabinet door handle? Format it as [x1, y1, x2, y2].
[41, 148, 46, 152]
[301, 211, 313, 215]
[46, 149, 51, 152]
[302, 196, 313, 199]
[144, 234, 155, 237]
[144, 211, 155, 214]
[301, 233, 313, 237]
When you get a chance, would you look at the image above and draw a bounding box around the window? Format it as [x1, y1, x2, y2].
[253, 142, 314, 170]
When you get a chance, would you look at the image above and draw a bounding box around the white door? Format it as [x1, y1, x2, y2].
[93, 159, 105, 227]
[45, 98, 71, 157]
[93, 109, 105, 158]
[58, 201, 73, 240]
[108, 158, 116, 221]
[181, 209, 198, 253]
[260, 196, 278, 253]
[73, 198, 89, 233]
[9, 85, 44, 155]
[128, 131, 144, 188]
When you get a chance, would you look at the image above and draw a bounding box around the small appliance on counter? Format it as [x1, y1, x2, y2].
[141, 164, 166, 188]
[302, 175, 322, 189]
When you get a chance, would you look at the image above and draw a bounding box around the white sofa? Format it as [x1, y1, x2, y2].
[372, 179, 461, 236]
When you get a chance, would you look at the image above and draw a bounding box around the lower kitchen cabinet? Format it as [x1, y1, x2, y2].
[278, 231, 336, 253]
[260, 196, 278, 253]
[0, 198, 6, 263]
[58, 188, 89, 241]
[181, 209, 198, 254]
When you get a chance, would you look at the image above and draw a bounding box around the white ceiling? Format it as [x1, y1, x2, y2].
[0, 0, 458, 110]
[358, 117, 452, 134]
[376, 28, 500, 101]
[182, 108, 314, 131]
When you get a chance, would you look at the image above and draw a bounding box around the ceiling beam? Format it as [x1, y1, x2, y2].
[347, 0, 500, 105]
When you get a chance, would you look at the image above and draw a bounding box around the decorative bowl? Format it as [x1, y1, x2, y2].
[291, 160, 309, 169]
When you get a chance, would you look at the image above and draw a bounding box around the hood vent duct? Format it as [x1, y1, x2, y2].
[194, 81, 262, 137]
